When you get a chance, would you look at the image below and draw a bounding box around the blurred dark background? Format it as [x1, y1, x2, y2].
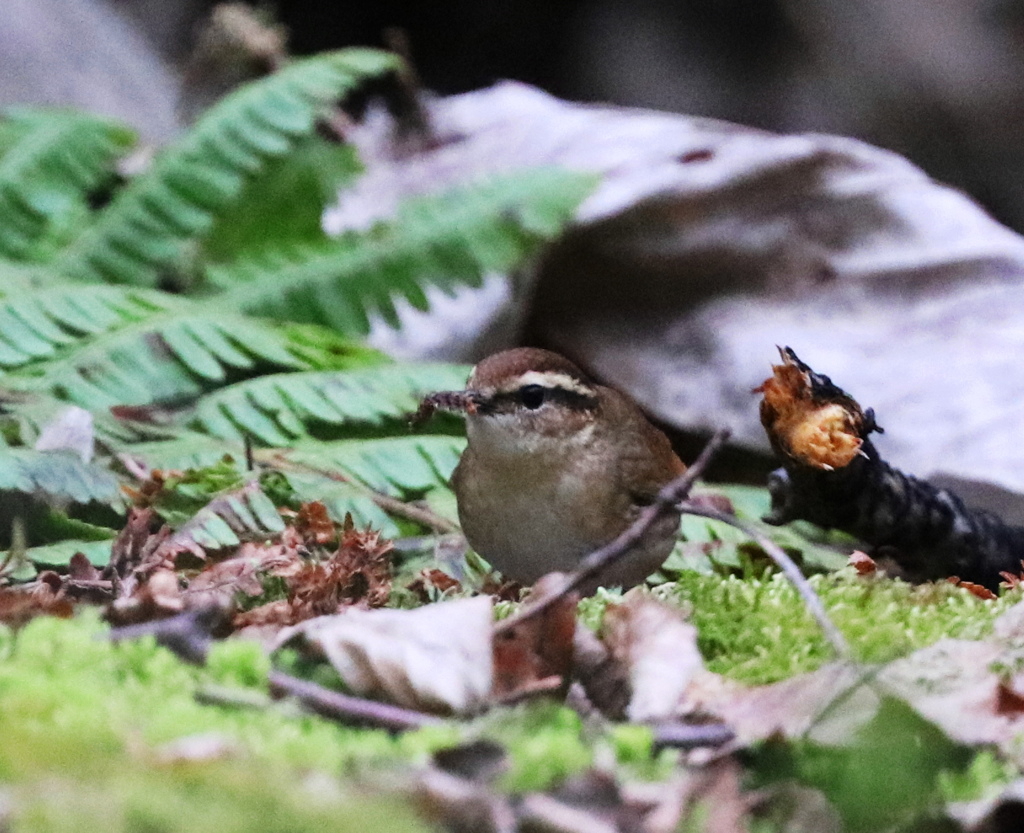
[5, 0, 1024, 229]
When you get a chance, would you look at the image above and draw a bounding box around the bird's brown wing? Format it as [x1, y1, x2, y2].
[599, 386, 686, 508]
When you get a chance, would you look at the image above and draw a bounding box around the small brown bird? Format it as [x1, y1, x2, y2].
[442, 348, 686, 591]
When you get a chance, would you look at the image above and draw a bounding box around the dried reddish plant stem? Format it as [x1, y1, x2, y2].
[494, 429, 732, 637]
[678, 502, 851, 659]
[267, 670, 442, 732]
[761, 349, 1024, 590]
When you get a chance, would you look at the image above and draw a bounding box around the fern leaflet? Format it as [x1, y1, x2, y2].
[207, 168, 597, 332]
[0, 446, 121, 507]
[190, 363, 469, 444]
[0, 285, 306, 409]
[0, 107, 134, 261]
[55, 49, 397, 286]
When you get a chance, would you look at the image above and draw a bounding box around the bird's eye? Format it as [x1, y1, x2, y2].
[519, 385, 546, 410]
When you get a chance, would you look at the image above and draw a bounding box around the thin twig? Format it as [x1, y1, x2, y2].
[651, 722, 736, 751]
[369, 491, 460, 535]
[195, 684, 274, 711]
[107, 605, 229, 665]
[491, 676, 565, 708]
[267, 670, 443, 732]
[494, 429, 732, 636]
[678, 502, 851, 660]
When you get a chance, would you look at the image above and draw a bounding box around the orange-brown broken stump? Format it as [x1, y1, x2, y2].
[757, 348, 867, 470]
[757, 347, 1024, 591]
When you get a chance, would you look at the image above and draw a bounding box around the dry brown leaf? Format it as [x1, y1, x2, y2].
[119, 467, 181, 507]
[407, 568, 463, 602]
[184, 538, 304, 612]
[108, 506, 169, 580]
[280, 595, 494, 715]
[68, 551, 101, 582]
[692, 663, 878, 747]
[0, 583, 73, 627]
[685, 759, 751, 833]
[491, 573, 576, 702]
[290, 501, 337, 547]
[1000, 563, 1024, 590]
[878, 638, 1014, 748]
[848, 551, 877, 575]
[947, 576, 999, 601]
[695, 631, 1024, 752]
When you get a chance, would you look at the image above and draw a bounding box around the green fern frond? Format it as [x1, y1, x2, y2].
[190, 363, 469, 444]
[0, 108, 135, 261]
[0, 285, 306, 408]
[161, 481, 285, 558]
[116, 434, 247, 473]
[277, 470, 397, 535]
[117, 430, 464, 533]
[25, 538, 115, 567]
[0, 447, 122, 507]
[208, 168, 598, 332]
[55, 49, 397, 286]
[0, 259, 65, 294]
[285, 435, 464, 495]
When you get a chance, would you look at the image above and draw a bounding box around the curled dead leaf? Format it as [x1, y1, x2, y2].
[947, 576, 998, 601]
[107, 568, 184, 626]
[848, 551, 877, 576]
[279, 595, 494, 715]
[290, 501, 337, 547]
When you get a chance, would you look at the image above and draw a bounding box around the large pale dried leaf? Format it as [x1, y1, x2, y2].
[335, 81, 1024, 495]
[282, 596, 494, 715]
[877, 639, 1016, 748]
[695, 662, 879, 747]
[696, 629, 1024, 752]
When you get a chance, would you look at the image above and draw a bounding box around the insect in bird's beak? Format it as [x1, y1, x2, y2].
[410, 390, 481, 426]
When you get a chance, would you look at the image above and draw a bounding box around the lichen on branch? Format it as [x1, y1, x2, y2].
[758, 347, 1024, 589]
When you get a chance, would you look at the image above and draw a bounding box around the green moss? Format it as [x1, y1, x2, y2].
[580, 569, 1021, 686]
[0, 612, 442, 832]
[0, 612, 606, 831]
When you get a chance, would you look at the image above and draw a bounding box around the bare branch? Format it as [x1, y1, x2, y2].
[268, 670, 443, 732]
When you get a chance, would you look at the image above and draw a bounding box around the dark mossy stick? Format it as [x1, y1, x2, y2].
[759, 348, 1024, 589]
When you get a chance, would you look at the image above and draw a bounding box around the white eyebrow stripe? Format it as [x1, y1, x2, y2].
[496, 370, 595, 397]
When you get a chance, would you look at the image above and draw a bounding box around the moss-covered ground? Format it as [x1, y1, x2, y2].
[1, 568, 1018, 831]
